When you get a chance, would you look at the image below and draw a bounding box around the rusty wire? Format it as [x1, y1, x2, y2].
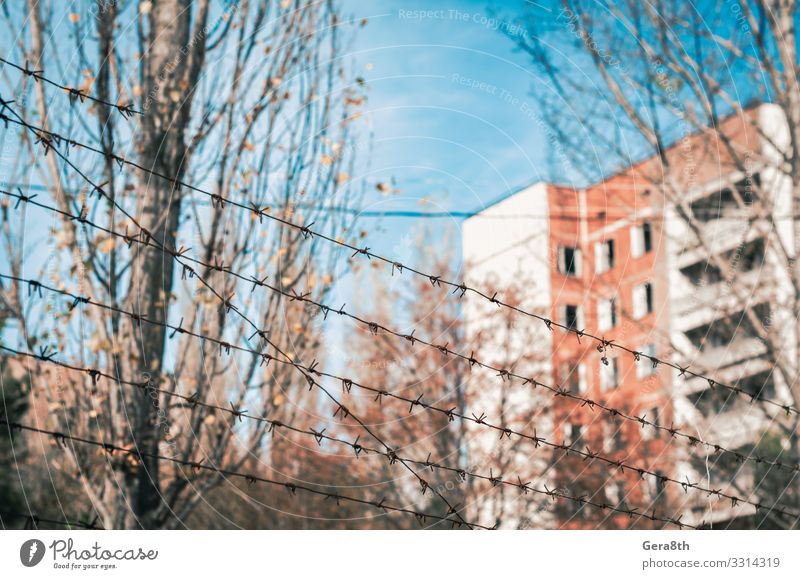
[0, 109, 794, 421]
[2, 274, 799, 523]
[0, 420, 486, 529]
[0, 57, 140, 117]
[0, 190, 794, 481]
[0, 75, 796, 530]
[1, 510, 102, 530]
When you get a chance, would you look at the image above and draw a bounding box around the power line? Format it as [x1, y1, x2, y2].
[0, 183, 769, 221]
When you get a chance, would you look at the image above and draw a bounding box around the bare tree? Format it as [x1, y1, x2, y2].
[0, 0, 366, 529]
[507, 0, 799, 527]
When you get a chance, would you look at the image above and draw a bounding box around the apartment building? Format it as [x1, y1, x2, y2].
[462, 103, 796, 529]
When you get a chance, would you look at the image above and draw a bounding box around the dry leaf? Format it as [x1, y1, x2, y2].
[98, 237, 116, 254]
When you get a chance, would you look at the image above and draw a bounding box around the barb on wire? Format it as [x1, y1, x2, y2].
[0, 511, 102, 530]
[0, 57, 140, 118]
[3, 97, 795, 528]
[0, 109, 793, 419]
[0, 118, 472, 529]
[3, 275, 799, 522]
[0, 395, 694, 528]
[0, 419, 486, 530]
[0, 192, 794, 479]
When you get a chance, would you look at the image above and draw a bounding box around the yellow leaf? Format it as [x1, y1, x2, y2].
[98, 237, 116, 254]
[69, 13, 80, 23]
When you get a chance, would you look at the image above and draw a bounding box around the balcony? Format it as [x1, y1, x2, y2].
[672, 269, 767, 326]
[685, 337, 768, 373]
[676, 222, 767, 269]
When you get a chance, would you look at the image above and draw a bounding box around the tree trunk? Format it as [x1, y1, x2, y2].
[121, 0, 207, 529]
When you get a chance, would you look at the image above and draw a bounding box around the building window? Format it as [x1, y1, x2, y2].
[558, 245, 582, 277]
[595, 239, 615, 273]
[631, 222, 653, 258]
[602, 422, 624, 453]
[600, 356, 620, 390]
[597, 297, 618, 332]
[563, 422, 584, 446]
[632, 281, 653, 319]
[560, 362, 587, 394]
[651, 407, 660, 437]
[648, 470, 667, 501]
[637, 344, 657, 379]
[559, 304, 582, 331]
[642, 406, 661, 440]
[606, 480, 627, 508]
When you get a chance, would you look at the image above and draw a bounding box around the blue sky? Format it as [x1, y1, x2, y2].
[339, 0, 553, 247]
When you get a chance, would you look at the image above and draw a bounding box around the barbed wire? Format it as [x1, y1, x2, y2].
[2, 188, 796, 481]
[0, 57, 140, 118]
[0, 420, 486, 530]
[3, 273, 799, 522]
[4, 83, 797, 505]
[1, 510, 102, 530]
[0, 343, 696, 529]
[0, 115, 472, 530]
[2, 84, 796, 528]
[0, 110, 794, 420]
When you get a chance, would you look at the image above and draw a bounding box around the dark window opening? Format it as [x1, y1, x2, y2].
[560, 363, 582, 394]
[642, 222, 653, 253]
[564, 304, 580, 330]
[560, 246, 580, 276]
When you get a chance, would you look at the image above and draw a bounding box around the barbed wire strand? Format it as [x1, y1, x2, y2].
[3, 275, 798, 522]
[0, 111, 794, 419]
[0, 104, 473, 530]
[0, 344, 696, 529]
[1, 190, 795, 479]
[2, 89, 795, 528]
[0, 57, 140, 118]
[0, 510, 102, 530]
[0, 420, 488, 529]
[0, 96, 476, 524]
